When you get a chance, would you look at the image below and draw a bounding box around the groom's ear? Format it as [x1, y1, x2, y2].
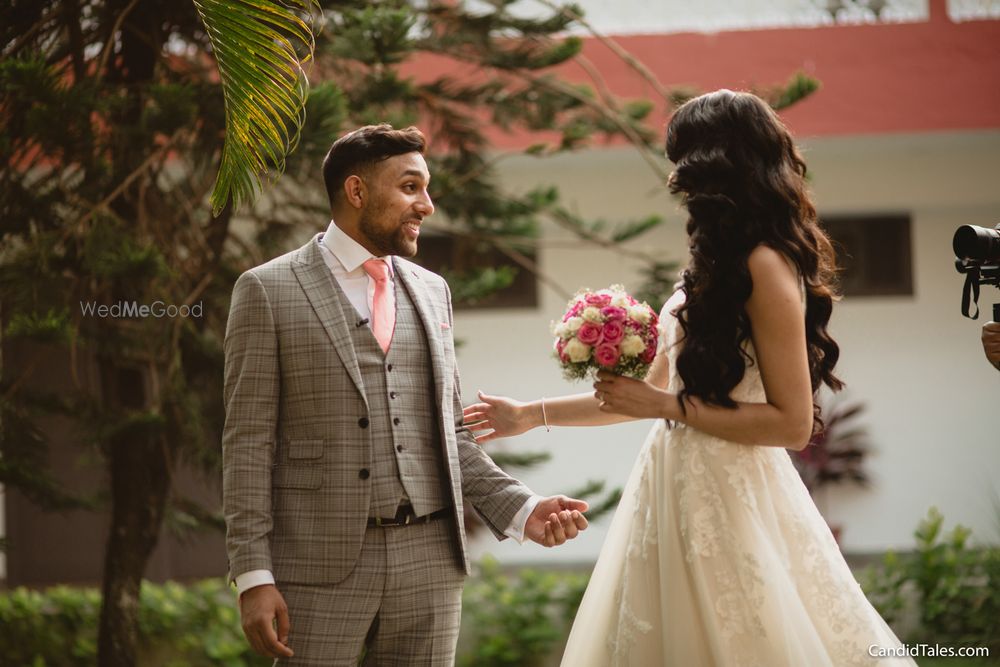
[343, 175, 366, 210]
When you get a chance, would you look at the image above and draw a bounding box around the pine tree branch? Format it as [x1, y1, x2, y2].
[543, 206, 661, 264]
[2, 4, 65, 58]
[504, 67, 668, 181]
[63, 129, 185, 242]
[491, 237, 572, 300]
[96, 0, 141, 83]
[63, 0, 87, 83]
[537, 0, 673, 104]
[169, 272, 214, 356]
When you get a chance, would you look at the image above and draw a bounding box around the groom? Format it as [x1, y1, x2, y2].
[222, 124, 589, 665]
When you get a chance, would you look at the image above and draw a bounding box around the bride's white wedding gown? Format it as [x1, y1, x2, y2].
[561, 291, 914, 667]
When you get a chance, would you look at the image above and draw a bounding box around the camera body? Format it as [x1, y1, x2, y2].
[954, 223, 1000, 320]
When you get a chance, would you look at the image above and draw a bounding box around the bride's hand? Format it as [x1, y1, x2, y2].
[593, 371, 671, 419]
[462, 391, 538, 443]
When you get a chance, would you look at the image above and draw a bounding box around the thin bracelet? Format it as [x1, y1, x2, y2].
[540, 397, 551, 432]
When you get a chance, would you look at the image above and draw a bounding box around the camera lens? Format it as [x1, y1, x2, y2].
[953, 224, 1000, 262]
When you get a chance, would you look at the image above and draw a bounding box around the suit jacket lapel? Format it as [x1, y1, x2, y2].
[394, 258, 447, 412]
[292, 235, 368, 406]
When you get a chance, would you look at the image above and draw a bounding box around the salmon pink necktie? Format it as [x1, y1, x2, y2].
[362, 258, 395, 353]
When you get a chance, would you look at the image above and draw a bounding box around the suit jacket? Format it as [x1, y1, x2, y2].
[222, 234, 532, 585]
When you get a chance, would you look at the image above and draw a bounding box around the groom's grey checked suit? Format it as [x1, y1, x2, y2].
[222, 232, 533, 664]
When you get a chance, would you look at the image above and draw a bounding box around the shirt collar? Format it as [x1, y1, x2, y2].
[320, 219, 394, 276]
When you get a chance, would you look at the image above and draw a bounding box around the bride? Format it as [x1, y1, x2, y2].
[463, 90, 914, 666]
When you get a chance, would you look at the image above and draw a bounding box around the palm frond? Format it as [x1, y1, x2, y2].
[193, 0, 320, 215]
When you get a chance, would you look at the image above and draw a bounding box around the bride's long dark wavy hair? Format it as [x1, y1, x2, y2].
[665, 90, 843, 429]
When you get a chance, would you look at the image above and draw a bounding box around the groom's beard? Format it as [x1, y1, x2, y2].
[359, 202, 419, 257]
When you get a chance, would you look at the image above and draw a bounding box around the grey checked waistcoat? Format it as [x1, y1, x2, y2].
[331, 269, 450, 518]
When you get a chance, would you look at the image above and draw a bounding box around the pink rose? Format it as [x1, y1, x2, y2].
[565, 300, 584, 321]
[595, 343, 621, 368]
[577, 321, 603, 346]
[555, 338, 569, 362]
[624, 319, 642, 331]
[585, 293, 612, 308]
[601, 320, 624, 345]
[641, 340, 657, 363]
[601, 306, 627, 321]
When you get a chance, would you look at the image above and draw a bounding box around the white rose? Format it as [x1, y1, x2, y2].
[565, 316, 583, 333]
[611, 294, 630, 308]
[553, 322, 569, 338]
[581, 306, 602, 323]
[628, 305, 652, 325]
[620, 334, 645, 357]
[564, 338, 592, 363]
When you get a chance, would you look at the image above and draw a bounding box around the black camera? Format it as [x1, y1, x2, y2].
[954, 223, 1000, 320]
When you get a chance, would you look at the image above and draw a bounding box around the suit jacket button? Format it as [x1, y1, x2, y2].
[358, 417, 369, 428]
[393, 417, 401, 426]
[358, 468, 370, 480]
[386, 364, 393, 372]
[389, 391, 397, 399]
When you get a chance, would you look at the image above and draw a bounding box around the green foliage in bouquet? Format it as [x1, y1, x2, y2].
[557, 351, 652, 383]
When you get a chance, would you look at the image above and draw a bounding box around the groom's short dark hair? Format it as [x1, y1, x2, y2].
[322, 124, 426, 209]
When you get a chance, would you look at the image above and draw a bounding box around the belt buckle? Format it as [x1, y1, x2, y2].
[374, 516, 385, 527]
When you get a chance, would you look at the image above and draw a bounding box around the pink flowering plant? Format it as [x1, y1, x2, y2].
[552, 285, 659, 381]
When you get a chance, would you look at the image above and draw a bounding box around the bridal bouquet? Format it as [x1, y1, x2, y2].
[552, 285, 659, 381]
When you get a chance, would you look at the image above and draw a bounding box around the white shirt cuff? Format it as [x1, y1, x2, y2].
[235, 569, 275, 596]
[503, 494, 543, 543]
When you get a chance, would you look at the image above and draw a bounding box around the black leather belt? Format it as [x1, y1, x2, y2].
[367, 505, 451, 527]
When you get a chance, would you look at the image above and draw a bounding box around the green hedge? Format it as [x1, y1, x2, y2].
[861, 507, 1000, 659]
[0, 579, 267, 667]
[3, 509, 996, 666]
[0, 564, 588, 667]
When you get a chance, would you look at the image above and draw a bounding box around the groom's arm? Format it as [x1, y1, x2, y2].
[452, 363, 539, 540]
[452, 364, 587, 546]
[437, 280, 535, 539]
[222, 270, 280, 582]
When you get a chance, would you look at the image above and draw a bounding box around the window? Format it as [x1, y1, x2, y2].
[413, 233, 538, 310]
[820, 214, 913, 297]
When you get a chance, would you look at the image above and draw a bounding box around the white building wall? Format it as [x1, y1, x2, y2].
[466, 0, 929, 34]
[458, 130, 1000, 564]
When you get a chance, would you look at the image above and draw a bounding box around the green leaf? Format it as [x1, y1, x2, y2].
[4, 310, 73, 345]
[611, 215, 664, 243]
[193, 0, 321, 215]
[767, 70, 821, 111]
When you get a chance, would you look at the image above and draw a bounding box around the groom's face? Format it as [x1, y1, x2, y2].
[358, 152, 434, 257]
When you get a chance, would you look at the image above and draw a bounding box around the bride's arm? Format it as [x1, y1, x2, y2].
[596, 246, 815, 450]
[463, 341, 670, 443]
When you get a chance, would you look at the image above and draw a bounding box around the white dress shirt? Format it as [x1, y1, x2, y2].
[235, 220, 540, 595]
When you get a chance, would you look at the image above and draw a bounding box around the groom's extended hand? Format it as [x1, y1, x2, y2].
[526, 495, 590, 547]
[239, 584, 294, 659]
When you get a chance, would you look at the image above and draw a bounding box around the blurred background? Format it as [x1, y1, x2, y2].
[2, 0, 999, 664]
